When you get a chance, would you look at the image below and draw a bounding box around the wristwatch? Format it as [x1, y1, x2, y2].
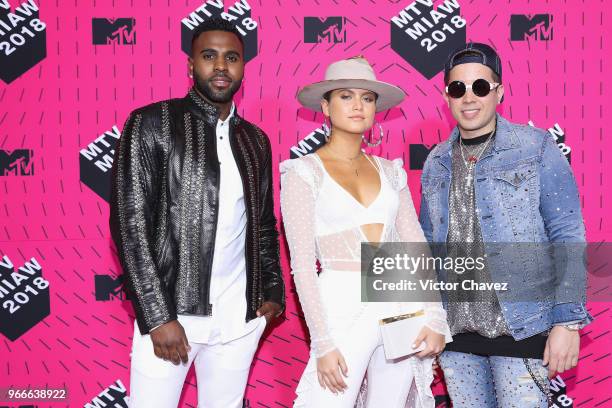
[561, 323, 582, 331]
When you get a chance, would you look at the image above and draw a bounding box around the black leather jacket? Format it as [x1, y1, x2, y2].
[109, 89, 285, 334]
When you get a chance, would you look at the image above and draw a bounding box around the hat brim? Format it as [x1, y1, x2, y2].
[297, 79, 405, 112]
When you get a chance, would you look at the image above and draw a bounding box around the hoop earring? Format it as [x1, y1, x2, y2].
[321, 118, 331, 141]
[362, 123, 383, 147]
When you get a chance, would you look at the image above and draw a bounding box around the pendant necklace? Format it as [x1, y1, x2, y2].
[459, 130, 494, 187]
[326, 144, 362, 177]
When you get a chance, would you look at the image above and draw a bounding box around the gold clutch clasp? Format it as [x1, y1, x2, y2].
[379, 310, 425, 325]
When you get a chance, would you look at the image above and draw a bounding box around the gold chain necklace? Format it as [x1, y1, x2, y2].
[324, 144, 363, 177]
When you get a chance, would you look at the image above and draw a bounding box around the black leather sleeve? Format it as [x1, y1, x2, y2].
[258, 133, 286, 312]
[109, 108, 176, 334]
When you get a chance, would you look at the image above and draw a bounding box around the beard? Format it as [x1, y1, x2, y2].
[193, 71, 242, 104]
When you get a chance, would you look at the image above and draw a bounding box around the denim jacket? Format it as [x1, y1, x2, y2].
[419, 114, 592, 340]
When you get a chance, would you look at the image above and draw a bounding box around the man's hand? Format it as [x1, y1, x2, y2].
[150, 320, 191, 366]
[414, 326, 446, 358]
[256, 301, 282, 324]
[543, 325, 580, 379]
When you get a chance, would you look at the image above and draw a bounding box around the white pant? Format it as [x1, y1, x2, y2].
[294, 270, 420, 407]
[128, 316, 267, 408]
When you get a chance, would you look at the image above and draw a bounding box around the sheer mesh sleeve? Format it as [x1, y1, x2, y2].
[280, 159, 336, 357]
[391, 159, 451, 337]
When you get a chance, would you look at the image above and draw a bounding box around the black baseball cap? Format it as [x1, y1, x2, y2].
[444, 42, 502, 82]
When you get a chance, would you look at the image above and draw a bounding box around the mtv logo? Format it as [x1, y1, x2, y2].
[0, 3, 47, 84]
[95, 275, 127, 301]
[180, 0, 259, 63]
[0, 256, 50, 341]
[289, 129, 327, 158]
[92, 18, 136, 45]
[528, 120, 571, 162]
[80, 125, 121, 202]
[510, 14, 553, 41]
[549, 375, 574, 407]
[409, 144, 437, 170]
[391, 1, 466, 79]
[0, 149, 34, 176]
[304, 17, 346, 43]
[85, 380, 128, 408]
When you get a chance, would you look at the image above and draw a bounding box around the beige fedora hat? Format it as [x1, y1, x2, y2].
[297, 56, 405, 112]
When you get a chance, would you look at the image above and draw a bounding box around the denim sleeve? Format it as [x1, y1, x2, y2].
[538, 132, 592, 326]
[419, 164, 434, 244]
[551, 303, 591, 326]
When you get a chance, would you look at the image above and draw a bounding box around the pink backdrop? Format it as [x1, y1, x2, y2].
[0, 0, 610, 406]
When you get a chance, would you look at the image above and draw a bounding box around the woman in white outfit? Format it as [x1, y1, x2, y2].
[280, 56, 451, 407]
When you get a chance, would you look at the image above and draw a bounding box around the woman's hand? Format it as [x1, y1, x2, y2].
[316, 348, 349, 394]
[414, 326, 446, 358]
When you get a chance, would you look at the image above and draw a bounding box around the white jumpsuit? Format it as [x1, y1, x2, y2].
[280, 153, 450, 408]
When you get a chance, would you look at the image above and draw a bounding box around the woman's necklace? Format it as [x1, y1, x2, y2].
[459, 130, 494, 187]
[325, 144, 363, 177]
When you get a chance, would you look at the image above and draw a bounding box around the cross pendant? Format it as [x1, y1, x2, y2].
[465, 171, 473, 186]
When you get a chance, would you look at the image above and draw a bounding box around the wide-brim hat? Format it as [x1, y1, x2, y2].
[297, 56, 405, 112]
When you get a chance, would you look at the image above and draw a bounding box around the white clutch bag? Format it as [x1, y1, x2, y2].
[379, 310, 452, 360]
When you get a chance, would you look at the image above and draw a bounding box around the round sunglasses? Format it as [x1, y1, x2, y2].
[445, 79, 500, 99]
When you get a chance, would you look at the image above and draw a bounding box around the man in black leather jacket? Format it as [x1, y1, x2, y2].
[109, 18, 284, 408]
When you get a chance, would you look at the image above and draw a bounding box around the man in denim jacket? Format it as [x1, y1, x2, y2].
[419, 43, 592, 407]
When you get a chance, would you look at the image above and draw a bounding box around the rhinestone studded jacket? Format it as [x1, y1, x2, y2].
[109, 89, 285, 335]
